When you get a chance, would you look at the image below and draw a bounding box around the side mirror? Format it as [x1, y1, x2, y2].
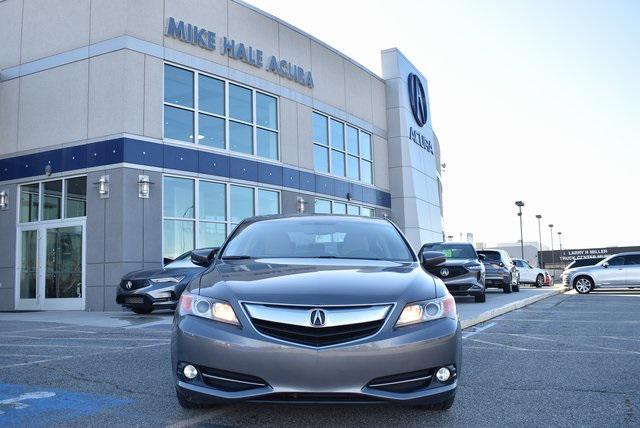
[602, 262, 609, 269]
[191, 247, 220, 267]
[478, 254, 486, 261]
[420, 251, 447, 267]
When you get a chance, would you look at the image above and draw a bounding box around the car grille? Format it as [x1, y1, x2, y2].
[199, 367, 269, 392]
[120, 279, 148, 290]
[250, 318, 385, 347]
[250, 393, 383, 403]
[427, 265, 468, 279]
[367, 369, 434, 393]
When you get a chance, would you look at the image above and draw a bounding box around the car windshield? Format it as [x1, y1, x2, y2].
[478, 251, 501, 262]
[222, 217, 414, 261]
[422, 243, 476, 259]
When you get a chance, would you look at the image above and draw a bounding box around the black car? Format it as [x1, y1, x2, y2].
[477, 249, 520, 293]
[116, 248, 216, 314]
[420, 242, 486, 303]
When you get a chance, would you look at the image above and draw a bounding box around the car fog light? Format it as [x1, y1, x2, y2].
[436, 367, 451, 382]
[183, 364, 198, 379]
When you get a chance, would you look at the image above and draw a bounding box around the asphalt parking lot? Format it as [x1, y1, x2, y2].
[0, 289, 638, 427]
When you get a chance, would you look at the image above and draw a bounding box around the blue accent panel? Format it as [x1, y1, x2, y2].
[362, 186, 377, 205]
[31, 149, 62, 177]
[123, 138, 163, 168]
[230, 157, 258, 182]
[315, 175, 334, 196]
[258, 162, 283, 186]
[163, 144, 198, 172]
[61, 145, 88, 172]
[333, 179, 349, 199]
[0, 157, 13, 181]
[282, 167, 300, 190]
[299, 171, 315, 192]
[198, 151, 230, 178]
[86, 138, 124, 168]
[377, 190, 391, 207]
[349, 183, 363, 204]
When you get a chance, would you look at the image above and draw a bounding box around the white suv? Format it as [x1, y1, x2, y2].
[512, 258, 547, 288]
[563, 252, 640, 294]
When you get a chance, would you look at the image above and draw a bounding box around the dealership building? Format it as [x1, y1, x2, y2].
[0, 0, 443, 311]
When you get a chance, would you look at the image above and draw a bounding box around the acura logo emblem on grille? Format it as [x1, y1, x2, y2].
[310, 309, 326, 327]
[125, 281, 133, 290]
[440, 268, 450, 277]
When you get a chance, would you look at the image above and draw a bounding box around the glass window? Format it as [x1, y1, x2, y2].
[347, 205, 360, 216]
[198, 114, 225, 149]
[360, 160, 373, 184]
[361, 207, 373, 217]
[164, 65, 193, 108]
[199, 181, 225, 221]
[346, 126, 359, 154]
[230, 186, 254, 223]
[359, 131, 372, 160]
[332, 202, 346, 214]
[313, 113, 328, 145]
[423, 243, 477, 259]
[229, 84, 252, 122]
[229, 121, 253, 154]
[164, 106, 194, 143]
[314, 145, 329, 173]
[330, 120, 345, 150]
[257, 189, 279, 215]
[608, 256, 625, 266]
[20, 230, 38, 298]
[163, 220, 194, 261]
[315, 199, 331, 214]
[346, 155, 359, 180]
[257, 128, 278, 160]
[198, 75, 224, 115]
[163, 177, 194, 218]
[624, 255, 640, 265]
[331, 150, 345, 177]
[65, 177, 86, 218]
[199, 222, 226, 248]
[256, 93, 277, 129]
[43, 180, 62, 221]
[20, 183, 40, 223]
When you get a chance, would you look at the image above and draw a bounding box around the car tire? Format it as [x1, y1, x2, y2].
[502, 281, 512, 293]
[474, 293, 486, 303]
[418, 395, 455, 411]
[176, 387, 210, 409]
[535, 274, 544, 288]
[513, 284, 520, 292]
[574, 276, 594, 294]
[132, 307, 153, 315]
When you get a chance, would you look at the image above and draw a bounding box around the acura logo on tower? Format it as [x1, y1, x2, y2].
[310, 309, 326, 327]
[440, 268, 450, 277]
[408, 73, 428, 127]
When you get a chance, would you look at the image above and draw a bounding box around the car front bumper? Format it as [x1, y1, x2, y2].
[116, 283, 184, 310]
[171, 314, 461, 404]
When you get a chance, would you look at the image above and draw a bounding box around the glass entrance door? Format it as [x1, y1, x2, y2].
[16, 222, 85, 310]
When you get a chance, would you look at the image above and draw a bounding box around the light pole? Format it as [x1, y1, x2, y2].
[558, 231, 563, 252]
[549, 224, 555, 267]
[536, 214, 543, 267]
[515, 201, 525, 259]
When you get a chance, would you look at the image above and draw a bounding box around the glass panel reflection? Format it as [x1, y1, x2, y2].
[45, 226, 83, 299]
[65, 177, 87, 218]
[257, 189, 279, 215]
[163, 177, 195, 218]
[20, 230, 37, 299]
[256, 93, 277, 129]
[199, 181, 226, 221]
[20, 183, 39, 223]
[230, 186, 254, 223]
[163, 220, 195, 261]
[257, 128, 278, 160]
[199, 222, 226, 248]
[164, 65, 194, 108]
[43, 180, 62, 221]
[229, 84, 252, 122]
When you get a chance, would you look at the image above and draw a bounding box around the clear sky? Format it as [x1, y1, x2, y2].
[247, 0, 640, 249]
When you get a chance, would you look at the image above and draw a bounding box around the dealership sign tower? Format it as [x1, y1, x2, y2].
[382, 49, 443, 248]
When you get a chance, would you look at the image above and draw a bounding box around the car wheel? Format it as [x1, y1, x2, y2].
[513, 284, 520, 292]
[132, 307, 153, 315]
[535, 274, 544, 288]
[176, 387, 210, 409]
[417, 395, 455, 411]
[503, 280, 512, 293]
[574, 277, 593, 294]
[474, 293, 486, 303]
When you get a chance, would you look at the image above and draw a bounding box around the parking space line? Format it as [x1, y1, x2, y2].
[467, 338, 528, 351]
[494, 318, 640, 323]
[0, 335, 170, 342]
[465, 346, 640, 356]
[0, 344, 131, 349]
[167, 406, 240, 428]
[462, 322, 496, 339]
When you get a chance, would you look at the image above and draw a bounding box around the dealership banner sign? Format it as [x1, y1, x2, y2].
[539, 245, 640, 264]
[165, 17, 314, 88]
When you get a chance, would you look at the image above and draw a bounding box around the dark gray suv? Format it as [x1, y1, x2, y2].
[477, 249, 520, 293]
[420, 242, 486, 303]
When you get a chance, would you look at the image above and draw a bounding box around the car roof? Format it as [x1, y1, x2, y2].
[240, 213, 390, 225]
[608, 252, 640, 257]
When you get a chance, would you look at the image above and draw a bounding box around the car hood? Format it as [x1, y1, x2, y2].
[196, 258, 437, 305]
[122, 267, 201, 280]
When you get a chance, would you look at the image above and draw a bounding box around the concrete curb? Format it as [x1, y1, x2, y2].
[460, 287, 568, 329]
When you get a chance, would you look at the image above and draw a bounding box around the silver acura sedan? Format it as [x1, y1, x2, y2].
[171, 215, 461, 410]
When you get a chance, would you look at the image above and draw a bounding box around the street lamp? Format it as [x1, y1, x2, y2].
[558, 231, 563, 252]
[515, 201, 525, 259]
[536, 214, 542, 267]
[549, 224, 555, 267]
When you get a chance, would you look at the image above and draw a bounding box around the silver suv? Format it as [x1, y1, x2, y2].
[420, 242, 486, 303]
[563, 252, 640, 294]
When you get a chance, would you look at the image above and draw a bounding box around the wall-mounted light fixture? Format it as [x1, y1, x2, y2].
[0, 191, 8, 210]
[138, 175, 152, 199]
[297, 197, 306, 213]
[96, 175, 110, 199]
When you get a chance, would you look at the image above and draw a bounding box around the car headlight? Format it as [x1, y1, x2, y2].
[178, 292, 240, 326]
[395, 295, 457, 327]
[150, 276, 185, 283]
[465, 263, 482, 271]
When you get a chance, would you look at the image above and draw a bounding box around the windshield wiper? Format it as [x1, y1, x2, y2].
[221, 255, 253, 260]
